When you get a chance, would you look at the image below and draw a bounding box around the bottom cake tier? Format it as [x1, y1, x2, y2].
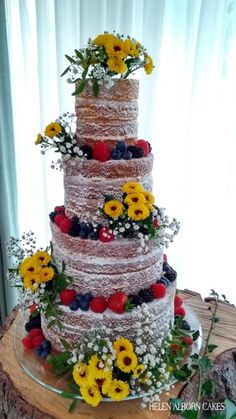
[41, 284, 176, 351]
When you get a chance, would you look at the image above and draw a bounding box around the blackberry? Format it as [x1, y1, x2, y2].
[138, 288, 154, 303]
[180, 320, 191, 331]
[139, 226, 149, 236]
[25, 316, 41, 332]
[128, 294, 143, 307]
[49, 211, 57, 222]
[69, 222, 80, 237]
[45, 280, 54, 291]
[164, 267, 177, 282]
[89, 230, 99, 240]
[127, 146, 144, 159]
[71, 215, 79, 223]
[79, 145, 93, 160]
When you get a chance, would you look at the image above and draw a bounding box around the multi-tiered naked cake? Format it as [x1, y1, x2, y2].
[9, 33, 196, 409]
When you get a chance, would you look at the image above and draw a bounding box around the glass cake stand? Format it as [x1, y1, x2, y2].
[14, 303, 202, 401]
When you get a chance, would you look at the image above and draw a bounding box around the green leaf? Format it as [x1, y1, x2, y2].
[93, 79, 99, 97]
[182, 409, 199, 419]
[72, 80, 86, 96]
[225, 399, 236, 419]
[199, 356, 213, 370]
[169, 398, 184, 414]
[69, 398, 78, 413]
[47, 319, 56, 328]
[74, 49, 83, 60]
[61, 391, 77, 399]
[212, 316, 220, 323]
[61, 260, 66, 273]
[81, 66, 89, 80]
[173, 364, 191, 381]
[202, 379, 213, 396]
[104, 194, 116, 202]
[192, 329, 200, 341]
[207, 344, 218, 353]
[54, 273, 68, 292]
[60, 65, 70, 77]
[65, 54, 76, 64]
[60, 338, 71, 350]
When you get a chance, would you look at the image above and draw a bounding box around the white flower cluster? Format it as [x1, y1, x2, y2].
[154, 208, 180, 248]
[17, 282, 47, 312]
[6, 231, 37, 283]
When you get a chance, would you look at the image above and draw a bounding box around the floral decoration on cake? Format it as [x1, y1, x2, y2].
[61, 31, 154, 96]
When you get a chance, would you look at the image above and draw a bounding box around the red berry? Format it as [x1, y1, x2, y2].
[163, 254, 168, 261]
[108, 291, 128, 314]
[171, 342, 181, 354]
[28, 328, 43, 339]
[182, 336, 193, 346]
[93, 142, 111, 162]
[59, 218, 72, 234]
[99, 227, 114, 243]
[137, 139, 149, 157]
[54, 205, 65, 214]
[90, 296, 107, 313]
[150, 283, 166, 299]
[174, 306, 186, 317]
[32, 335, 45, 348]
[29, 303, 37, 313]
[60, 289, 76, 306]
[22, 336, 34, 350]
[54, 214, 66, 226]
[174, 295, 183, 308]
[153, 218, 159, 228]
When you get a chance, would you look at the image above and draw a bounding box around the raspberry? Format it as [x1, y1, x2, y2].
[28, 328, 43, 339]
[54, 205, 65, 214]
[171, 342, 181, 354]
[153, 218, 159, 228]
[99, 227, 114, 242]
[59, 218, 72, 234]
[150, 283, 166, 299]
[90, 297, 107, 313]
[60, 289, 76, 305]
[29, 304, 38, 313]
[32, 335, 45, 348]
[136, 139, 149, 157]
[22, 336, 34, 350]
[174, 306, 186, 317]
[93, 142, 111, 162]
[54, 214, 66, 226]
[174, 295, 183, 308]
[182, 336, 193, 346]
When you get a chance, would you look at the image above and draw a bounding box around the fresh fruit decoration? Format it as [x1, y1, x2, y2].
[61, 31, 154, 97]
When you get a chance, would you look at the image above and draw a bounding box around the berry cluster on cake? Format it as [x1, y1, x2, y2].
[8, 32, 197, 408]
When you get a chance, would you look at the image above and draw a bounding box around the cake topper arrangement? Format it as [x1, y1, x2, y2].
[7, 31, 200, 411]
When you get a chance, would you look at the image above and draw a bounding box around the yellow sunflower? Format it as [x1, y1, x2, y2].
[132, 364, 145, 378]
[23, 273, 41, 292]
[143, 191, 155, 205]
[128, 203, 150, 221]
[88, 368, 112, 395]
[40, 267, 54, 283]
[33, 250, 52, 266]
[80, 385, 102, 407]
[107, 379, 129, 401]
[73, 363, 90, 387]
[147, 204, 155, 212]
[123, 39, 139, 57]
[124, 192, 146, 206]
[44, 122, 62, 138]
[117, 350, 138, 373]
[105, 38, 127, 59]
[104, 200, 123, 218]
[107, 56, 127, 74]
[35, 133, 43, 145]
[92, 33, 116, 46]
[122, 182, 144, 195]
[19, 257, 41, 278]
[113, 337, 134, 354]
[144, 54, 154, 75]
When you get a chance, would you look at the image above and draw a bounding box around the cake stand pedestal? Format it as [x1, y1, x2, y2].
[1, 290, 236, 419]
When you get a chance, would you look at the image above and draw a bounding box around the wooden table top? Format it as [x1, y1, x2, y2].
[1, 290, 236, 419]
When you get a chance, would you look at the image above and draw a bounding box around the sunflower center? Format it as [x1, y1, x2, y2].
[114, 45, 121, 52]
[115, 386, 122, 393]
[111, 206, 117, 211]
[123, 356, 132, 366]
[132, 198, 138, 203]
[88, 389, 94, 397]
[50, 128, 56, 132]
[119, 346, 126, 351]
[80, 371, 86, 377]
[28, 267, 34, 272]
[135, 210, 142, 215]
[39, 257, 45, 261]
[137, 368, 141, 374]
[96, 378, 105, 387]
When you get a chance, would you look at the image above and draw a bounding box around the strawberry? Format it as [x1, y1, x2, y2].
[153, 218, 159, 228]
[137, 139, 149, 157]
[90, 296, 107, 313]
[54, 205, 65, 214]
[107, 291, 128, 314]
[28, 328, 43, 339]
[54, 214, 66, 227]
[174, 295, 183, 308]
[99, 227, 114, 243]
[59, 218, 72, 234]
[174, 306, 186, 317]
[29, 303, 38, 313]
[32, 335, 45, 348]
[182, 336, 193, 346]
[150, 283, 166, 299]
[93, 142, 111, 162]
[60, 289, 76, 305]
[22, 336, 34, 350]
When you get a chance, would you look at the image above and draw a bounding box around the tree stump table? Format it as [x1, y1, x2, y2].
[1, 290, 236, 419]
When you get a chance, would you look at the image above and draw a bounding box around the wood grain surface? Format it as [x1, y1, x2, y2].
[0, 290, 236, 419]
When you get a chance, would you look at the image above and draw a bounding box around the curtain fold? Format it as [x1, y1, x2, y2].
[0, 0, 18, 323]
[2, 0, 236, 306]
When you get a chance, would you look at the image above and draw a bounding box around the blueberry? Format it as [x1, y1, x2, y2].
[111, 149, 122, 160]
[40, 349, 50, 359]
[83, 292, 93, 302]
[75, 293, 83, 302]
[116, 141, 127, 152]
[89, 230, 99, 240]
[157, 277, 170, 287]
[35, 347, 42, 357]
[79, 300, 89, 311]
[122, 151, 132, 160]
[41, 340, 52, 350]
[69, 299, 80, 311]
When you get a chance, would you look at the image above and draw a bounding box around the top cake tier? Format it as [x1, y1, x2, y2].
[75, 79, 139, 146]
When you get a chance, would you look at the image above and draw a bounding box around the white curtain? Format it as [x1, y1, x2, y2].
[4, 0, 236, 302]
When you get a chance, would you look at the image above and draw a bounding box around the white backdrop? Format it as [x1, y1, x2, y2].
[4, 0, 236, 301]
